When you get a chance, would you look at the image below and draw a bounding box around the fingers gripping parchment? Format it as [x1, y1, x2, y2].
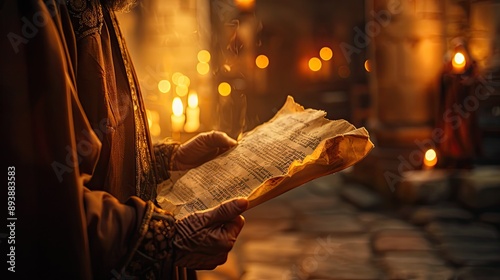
[173, 198, 247, 270]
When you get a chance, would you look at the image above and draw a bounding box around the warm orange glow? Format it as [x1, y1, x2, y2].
[218, 82, 231, 96]
[172, 72, 183, 85]
[158, 80, 171, 93]
[147, 109, 161, 137]
[364, 59, 372, 72]
[150, 124, 161, 137]
[319, 47, 333, 61]
[188, 92, 198, 108]
[255, 55, 269, 69]
[177, 75, 190, 87]
[452, 52, 466, 73]
[197, 62, 210, 75]
[234, 0, 254, 10]
[146, 109, 153, 128]
[171, 97, 185, 133]
[423, 149, 438, 168]
[176, 85, 188, 96]
[184, 92, 200, 133]
[197, 50, 211, 63]
[453, 52, 466, 67]
[223, 64, 231, 72]
[172, 97, 184, 116]
[308, 57, 322, 72]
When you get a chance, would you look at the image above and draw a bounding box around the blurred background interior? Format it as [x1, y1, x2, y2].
[118, 1, 500, 278]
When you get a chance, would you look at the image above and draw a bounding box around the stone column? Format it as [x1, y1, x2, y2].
[352, 0, 447, 195]
[369, 0, 444, 143]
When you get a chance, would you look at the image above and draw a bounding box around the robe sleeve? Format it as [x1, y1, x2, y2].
[154, 139, 181, 182]
[83, 189, 176, 279]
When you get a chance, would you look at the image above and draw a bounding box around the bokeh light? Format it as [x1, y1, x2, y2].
[176, 85, 188, 96]
[255, 55, 269, 69]
[218, 82, 231, 96]
[197, 62, 210, 75]
[319, 47, 333, 61]
[177, 75, 190, 87]
[364, 59, 372, 72]
[172, 72, 183, 85]
[158, 80, 171, 93]
[197, 50, 211, 63]
[308, 57, 322, 72]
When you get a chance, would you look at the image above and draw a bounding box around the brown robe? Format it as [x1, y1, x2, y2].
[1, 0, 192, 279]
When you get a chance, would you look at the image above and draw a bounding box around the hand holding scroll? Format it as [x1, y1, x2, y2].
[173, 131, 237, 170]
[173, 198, 248, 270]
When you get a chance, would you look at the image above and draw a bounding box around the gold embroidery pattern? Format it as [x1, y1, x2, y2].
[117, 201, 176, 280]
[67, 0, 103, 39]
[108, 9, 158, 201]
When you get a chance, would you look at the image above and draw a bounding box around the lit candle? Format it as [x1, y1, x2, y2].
[171, 97, 185, 133]
[423, 149, 438, 170]
[184, 92, 200, 133]
[452, 52, 466, 73]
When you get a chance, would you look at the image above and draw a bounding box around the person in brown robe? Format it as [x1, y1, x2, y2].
[1, 0, 246, 279]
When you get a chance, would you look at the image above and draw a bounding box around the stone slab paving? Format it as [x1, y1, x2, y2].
[409, 205, 474, 226]
[198, 173, 500, 280]
[340, 183, 382, 210]
[371, 229, 435, 253]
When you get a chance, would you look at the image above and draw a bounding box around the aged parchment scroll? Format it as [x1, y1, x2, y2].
[157, 96, 374, 218]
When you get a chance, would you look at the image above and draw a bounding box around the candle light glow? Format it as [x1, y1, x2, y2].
[197, 62, 210, 75]
[197, 50, 211, 63]
[158, 80, 171, 93]
[319, 47, 333, 61]
[364, 59, 372, 72]
[256, 55, 269, 69]
[171, 97, 185, 133]
[218, 82, 231, 96]
[452, 52, 466, 73]
[423, 148, 438, 169]
[184, 92, 200, 132]
[308, 57, 322, 72]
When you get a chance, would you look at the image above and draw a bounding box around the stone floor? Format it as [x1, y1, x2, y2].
[197, 172, 500, 280]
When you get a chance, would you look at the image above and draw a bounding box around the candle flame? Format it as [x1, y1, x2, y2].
[177, 75, 191, 87]
[424, 149, 438, 168]
[188, 92, 198, 108]
[172, 72, 183, 85]
[452, 52, 466, 68]
[172, 97, 184, 116]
